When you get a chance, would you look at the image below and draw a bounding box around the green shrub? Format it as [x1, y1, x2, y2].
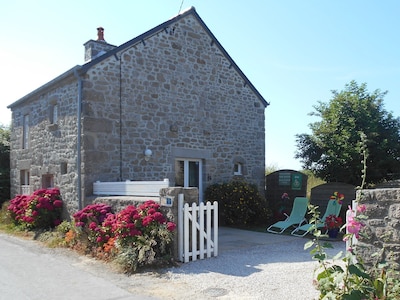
[205, 180, 271, 226]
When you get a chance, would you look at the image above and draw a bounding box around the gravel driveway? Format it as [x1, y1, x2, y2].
[0, 227, 346, 300]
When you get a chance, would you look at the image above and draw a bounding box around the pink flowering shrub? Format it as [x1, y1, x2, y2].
[69, 200, 176, 272]
[345, 204, 365, 239]
[72, 203, 113, 246]
[7, 188, 63, 229]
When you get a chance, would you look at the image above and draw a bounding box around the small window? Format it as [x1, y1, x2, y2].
[234, 163, 242, 176]
[60, 162, 68, 175]
[22, 114, 29, 149]
[42, 174, 54, 189]
[50, 104, 58, 124]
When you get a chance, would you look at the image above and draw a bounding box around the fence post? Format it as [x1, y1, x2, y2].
[178, 194, 184, 262]
[199, 202, 205, 260]
[191, 202, 197, 261]
[213, 201, 218, 256]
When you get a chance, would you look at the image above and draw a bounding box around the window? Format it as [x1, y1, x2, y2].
[175, 159, 203, 202]
[50, 104, 58, 124]
[234, 163, 242, 175]
[22, 114, 29, 149]
[42, 174, 54, 189]
[20, 170, 31, 195]
[60, 162, 68, 175]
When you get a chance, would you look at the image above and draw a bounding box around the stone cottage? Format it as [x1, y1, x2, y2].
[7, 7, 269, 216]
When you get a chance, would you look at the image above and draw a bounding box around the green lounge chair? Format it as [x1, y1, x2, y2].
[266, 197, 309, 234]
[291, 199, 342, 237]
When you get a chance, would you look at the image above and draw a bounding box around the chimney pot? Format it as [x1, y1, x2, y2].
[97, 27, 105, 41]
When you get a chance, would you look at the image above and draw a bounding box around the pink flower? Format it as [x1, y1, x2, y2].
[153, 212, 166, 223]
[142, 216, 153, 227]
[357, 204, 366, 213]
[166, 222, 176, 232]
[89, 222, 98, 230]
[53, 200, 63, 208]
[346, 206, 365, 239]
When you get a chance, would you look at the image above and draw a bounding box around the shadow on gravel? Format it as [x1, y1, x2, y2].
[165, 227, 345, 277]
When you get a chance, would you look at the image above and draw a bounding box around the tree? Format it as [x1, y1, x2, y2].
[295, 81, 400, 186]
[0, 125, 10, 204]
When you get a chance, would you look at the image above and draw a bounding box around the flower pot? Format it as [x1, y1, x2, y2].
[328, 228, 339, 238]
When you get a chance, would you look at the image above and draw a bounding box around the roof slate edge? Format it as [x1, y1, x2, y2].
[7, 65, 81, 109]
[80, 6, 269, 107]
[190, 9, 269, 107]
[8, 6, 269, 109]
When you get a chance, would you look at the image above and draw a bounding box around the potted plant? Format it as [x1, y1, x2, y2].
[324, 214, 343, 238]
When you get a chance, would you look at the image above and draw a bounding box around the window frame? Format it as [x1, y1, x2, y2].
[22, 114, 29, 149]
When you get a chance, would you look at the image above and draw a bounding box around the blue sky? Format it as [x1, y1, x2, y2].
[1, 0, 399, 170]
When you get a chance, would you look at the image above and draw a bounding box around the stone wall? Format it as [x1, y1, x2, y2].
[8, 10, 266, 220]
[83, 15, 265, 195]
[356, 188, 400, 269]
[81, 13, 266, 197]
[9, 75, 81, 216]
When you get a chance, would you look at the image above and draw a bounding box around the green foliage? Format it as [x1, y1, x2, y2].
[265, 164, 278, 175]
[307, 138, 400, 299]
[205, 180, 271, 226]
[68, 200, 176, 273]
[308, 204, 400, 299]
[302, 169, 325, 198]
[0, 125, 10, 205]
[295, 80, 400, 186]
[0, 201, 15, 232]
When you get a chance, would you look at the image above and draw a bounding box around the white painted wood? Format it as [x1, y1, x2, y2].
[178, 194, 184, 263]
[213, 201, 219, 257]
[184, 203, 190, 263]
[199, 202, 205, 260]
[93, 178, 169, 196]
[179, 200, 218, 262]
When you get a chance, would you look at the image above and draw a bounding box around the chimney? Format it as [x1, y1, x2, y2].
[84, 27, 117, 62]
[97, 27, 105, 42]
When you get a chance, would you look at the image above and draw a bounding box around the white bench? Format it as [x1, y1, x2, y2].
[93, 178, 169, 197]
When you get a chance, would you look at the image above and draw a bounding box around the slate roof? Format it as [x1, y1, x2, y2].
[8, 7, 268, 109]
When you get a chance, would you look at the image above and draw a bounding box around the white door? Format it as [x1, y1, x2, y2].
[175, 159, 203, 203]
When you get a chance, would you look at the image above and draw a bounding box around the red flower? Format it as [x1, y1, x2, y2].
[166, 222, 176, 232]
[53, 200, 63, 208]
[325, 214, 343, 230]
[142, 215, 153, 227]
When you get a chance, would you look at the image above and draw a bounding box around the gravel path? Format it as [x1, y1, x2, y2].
[109, 228, 346, 300]
[0, 228, 346, 300]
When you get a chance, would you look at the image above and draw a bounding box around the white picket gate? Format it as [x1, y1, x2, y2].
[178, 195, 218, 263]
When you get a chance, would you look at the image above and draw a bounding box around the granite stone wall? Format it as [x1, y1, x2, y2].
[81, 13, 266, 196]
[9, 12, 266, 220]
[9, 76, 81, 217]
[356, 188, 400, 269]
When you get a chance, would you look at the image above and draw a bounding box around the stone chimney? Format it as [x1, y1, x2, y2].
[84, 27, 117, 62]
[97, 27, 105, 41]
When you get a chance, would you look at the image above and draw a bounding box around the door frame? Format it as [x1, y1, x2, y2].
[175, 158, 203, 203]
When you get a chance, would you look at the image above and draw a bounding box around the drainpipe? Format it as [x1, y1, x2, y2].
[73, 68, 83, 210]
[118, 52, 123, 181]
